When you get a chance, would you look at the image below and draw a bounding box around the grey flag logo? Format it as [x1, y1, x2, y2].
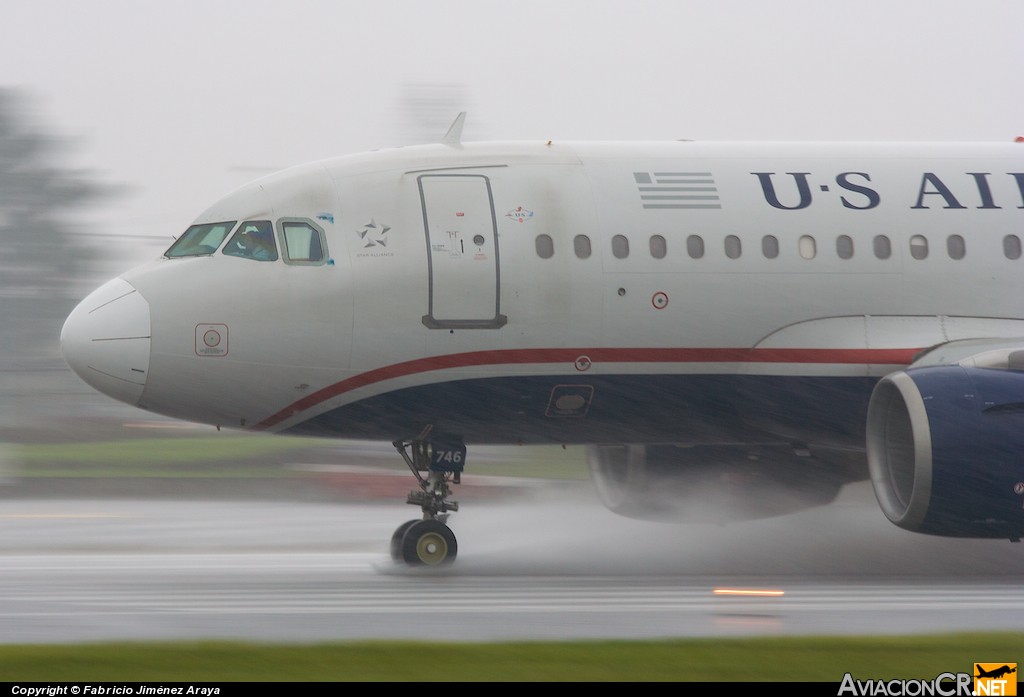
[634, 172, 721, 209]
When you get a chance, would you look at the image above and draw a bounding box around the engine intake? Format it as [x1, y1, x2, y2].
[866, 366, 1024, 540]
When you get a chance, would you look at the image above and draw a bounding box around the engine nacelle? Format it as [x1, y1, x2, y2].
[587, 443, 854, 523]
[866, 366, 1024, 540]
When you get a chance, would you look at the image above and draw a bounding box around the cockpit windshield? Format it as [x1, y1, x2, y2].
[164, 221, 237, 258]
[222, 220, 278, 261]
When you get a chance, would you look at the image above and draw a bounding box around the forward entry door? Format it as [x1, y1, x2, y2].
[419, 174, 507, 329]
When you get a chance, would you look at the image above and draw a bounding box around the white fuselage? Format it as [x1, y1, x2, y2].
[62, 140, 1024, 444]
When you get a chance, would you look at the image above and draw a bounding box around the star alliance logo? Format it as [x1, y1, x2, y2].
[355, 219, 395, 258]
[357, 219, 390, 248]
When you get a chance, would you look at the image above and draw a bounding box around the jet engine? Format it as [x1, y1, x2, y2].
[866, 365, 1024, 540]
[586, 442, 860, 523]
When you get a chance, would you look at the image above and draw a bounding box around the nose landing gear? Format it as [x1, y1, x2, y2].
[390, 429, 464, 566]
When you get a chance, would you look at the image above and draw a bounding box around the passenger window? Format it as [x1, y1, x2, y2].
[686, 235, 704, 259]
[164, 221, 236, 258]
[1005, 235, 1022, 260]
[910, 235, 928, 260]
[762, 235, 779, 259]
[836, 235, 854, 260]
[799, 235, 816, 259]
[223, 220, 278, 262]
[280, 220, 327, 265]
[947, 235, 965, 260]
[612, 235, 629, 259]
[873, 235, 892, 259]
[649, 235, 667, 259]
[535, 234, 554, 259]
[574, 235, 591, 259]
[724, 235, 741, 259]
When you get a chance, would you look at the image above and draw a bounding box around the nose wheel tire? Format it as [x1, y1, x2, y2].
[390, 520, 419, 562]
[396, 519, 458, 566]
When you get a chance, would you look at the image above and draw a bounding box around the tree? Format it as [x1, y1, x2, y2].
[0, 88, 116, 442]
[0, 88, 107, 370]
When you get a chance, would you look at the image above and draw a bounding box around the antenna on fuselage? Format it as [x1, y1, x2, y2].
[442, 112, 466, 146]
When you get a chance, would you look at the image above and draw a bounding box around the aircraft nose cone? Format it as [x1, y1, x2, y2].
[60, 278, 151, 406]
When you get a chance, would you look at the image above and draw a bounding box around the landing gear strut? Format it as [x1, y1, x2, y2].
[390, 429, 465, 566]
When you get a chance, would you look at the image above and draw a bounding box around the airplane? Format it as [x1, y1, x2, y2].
[60, 113, 1024, 566]
[975, 666, 1017, 680]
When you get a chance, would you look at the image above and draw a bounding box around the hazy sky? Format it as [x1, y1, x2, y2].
[4, 0, 1024, 273]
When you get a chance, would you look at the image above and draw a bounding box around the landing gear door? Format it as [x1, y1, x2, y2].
[419, 174, 507, 329]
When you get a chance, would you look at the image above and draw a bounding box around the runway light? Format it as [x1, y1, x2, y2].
[712, 588, 785, 597]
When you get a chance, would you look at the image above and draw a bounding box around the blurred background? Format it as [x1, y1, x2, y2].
[1, 0, 1022, 490]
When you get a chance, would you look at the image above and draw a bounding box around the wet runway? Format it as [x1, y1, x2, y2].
[2, 481, 1024, 645]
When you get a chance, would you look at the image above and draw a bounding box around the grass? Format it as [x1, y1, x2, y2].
[9, 436, 590, 480]
[0, 634, 1021, 681]
[16, 436, 332, 467]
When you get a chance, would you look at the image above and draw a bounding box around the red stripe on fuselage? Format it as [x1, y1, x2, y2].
[253, 346, 920, 430]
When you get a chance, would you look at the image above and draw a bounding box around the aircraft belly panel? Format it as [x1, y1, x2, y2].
[281, 372, 879, 446]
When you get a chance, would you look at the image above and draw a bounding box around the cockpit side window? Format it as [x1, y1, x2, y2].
[222, 220, 278, 262]
[279, 219, 327, 265]
[164, 221, 237, 258]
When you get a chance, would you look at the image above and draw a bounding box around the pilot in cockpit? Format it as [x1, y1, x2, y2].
[224, 221, 278, 262]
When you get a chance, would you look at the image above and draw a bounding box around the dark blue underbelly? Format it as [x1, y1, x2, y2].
[283, 373, 879, 447]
